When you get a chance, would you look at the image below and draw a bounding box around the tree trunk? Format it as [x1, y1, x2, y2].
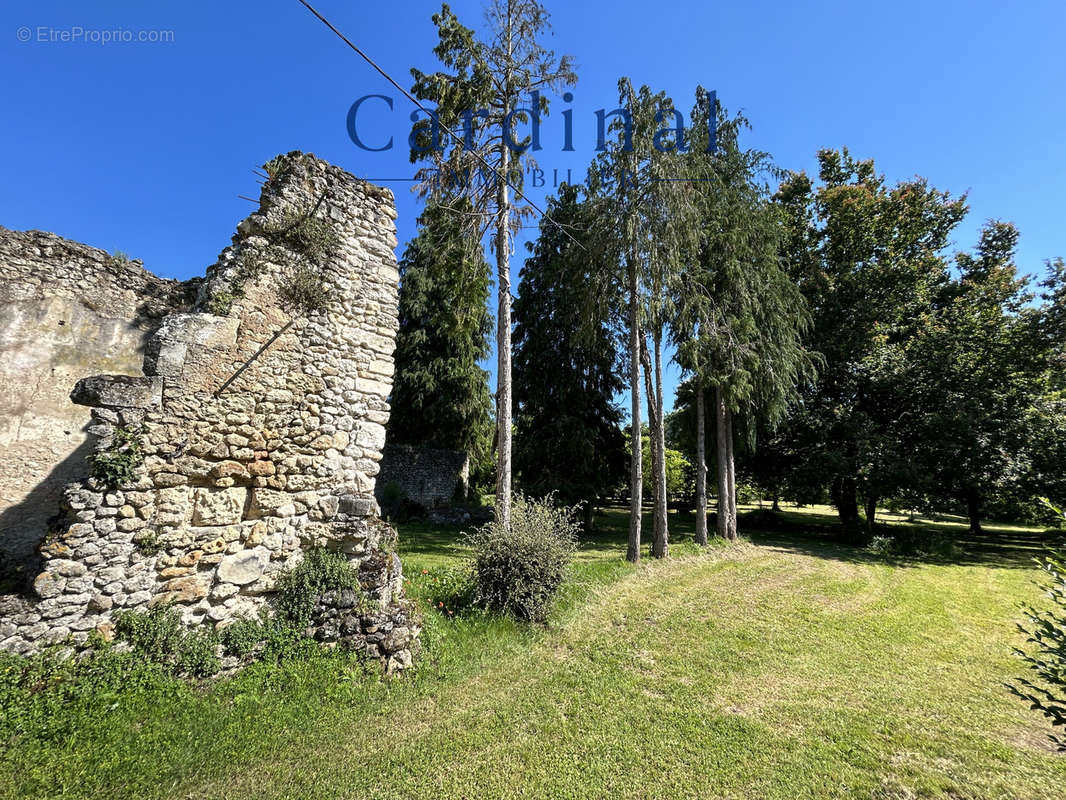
[966, 487, 982, 534]
[771, 494, 781, 513]
[831, 475, 860, 528]
[725, 406, 737, 540]
[641, 339, 668, 558]
[494, 140, 512, 530]
[865, 495, 878, 533]
[583, 500, 594, 531]
[694, 382, 708, 546]
[652, 332, 669, 557]
[715, 387, 731, 540]
[626, 244, 642, 563]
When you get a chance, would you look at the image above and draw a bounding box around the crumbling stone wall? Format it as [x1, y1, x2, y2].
[0, 153, 419, 671]
[376, 443, 470, 508]
[0, 230, 196, 574]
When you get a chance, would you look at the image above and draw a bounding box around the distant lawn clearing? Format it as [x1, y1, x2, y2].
[1, 506, 1062, 799]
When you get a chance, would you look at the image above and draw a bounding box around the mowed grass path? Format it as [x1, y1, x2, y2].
[2, 507, 1064, 799]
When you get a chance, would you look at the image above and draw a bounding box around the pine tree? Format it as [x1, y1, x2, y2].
[388, 202, 494, 476]
[512, 184, 627, 523]
[410, 0, 576, 528]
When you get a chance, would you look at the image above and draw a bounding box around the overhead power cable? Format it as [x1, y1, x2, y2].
[295, 0, 585, 251]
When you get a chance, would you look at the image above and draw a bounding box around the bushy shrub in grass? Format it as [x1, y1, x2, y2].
[273, 547, 360, 630]
[113, 605, 220, 678]
[466, 494, 578, 623]
[867, 527, 961, 560]
[1009, 500, 1066, 751]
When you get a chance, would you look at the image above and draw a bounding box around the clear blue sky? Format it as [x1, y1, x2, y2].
[3, 0, 1064, 411]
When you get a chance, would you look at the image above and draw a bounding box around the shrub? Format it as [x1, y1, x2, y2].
[866, 527, 961, 560]
[466, 494, 578, 623]
[273, 548, 360, 629]
[88, 424, 144, 488]
[113, 605, 220, 678]
[1008, 500, 1066, 751]
[277, 262, 330, 315]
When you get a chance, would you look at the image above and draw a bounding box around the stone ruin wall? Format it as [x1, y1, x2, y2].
[0, 231, 197, 573]
[0, 153, 420, 671]
[376, 443, 470, 508]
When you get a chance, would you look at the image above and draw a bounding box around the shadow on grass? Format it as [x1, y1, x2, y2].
[397, 502, 1064, 574]
[740, 506, 1064, 570]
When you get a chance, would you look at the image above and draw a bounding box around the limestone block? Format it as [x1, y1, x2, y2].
[152, 313, 239, 350]
[70, 374, 163, 409]
[191, 487, 247, 526]
[217, 549, 267, 585]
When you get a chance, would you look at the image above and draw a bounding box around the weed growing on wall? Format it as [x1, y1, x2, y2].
[87, 424, 144, 488]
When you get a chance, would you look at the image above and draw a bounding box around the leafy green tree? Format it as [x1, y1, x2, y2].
[388, 202, 494, 477]
[772, 149, 968, 536]
[513, 185, 627, 524]
[905, 222, 1048, 531]
[410, 0, 576, 528]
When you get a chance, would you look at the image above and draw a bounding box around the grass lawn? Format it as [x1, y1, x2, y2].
[0, 504, 1063, 799]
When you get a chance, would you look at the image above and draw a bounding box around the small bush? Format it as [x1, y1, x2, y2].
[466, 494, 578, 623]
[278, 263, 330, 315]
[273, 548, 360, 630]
[88, 424, 144, 488]
[133, 529, 164, 556]
[113, 605, 220, 678]
[866, 527, 961, 560]
[106, 250, 130, 270]
[208, 289, 240, 316]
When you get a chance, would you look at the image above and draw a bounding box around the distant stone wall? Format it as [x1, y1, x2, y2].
[376, 444, 469, 508]
[0, 153, 419, 670]
[0, 229, 197, 574]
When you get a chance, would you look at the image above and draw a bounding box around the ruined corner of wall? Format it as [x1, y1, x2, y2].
[0, 152, 418, 672]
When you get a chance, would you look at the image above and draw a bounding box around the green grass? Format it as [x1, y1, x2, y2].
[0, 505, 1063, 799]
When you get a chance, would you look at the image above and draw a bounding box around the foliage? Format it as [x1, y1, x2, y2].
[513, 184, 627, 510]
[466, 494, 578, 622]
[410, 0, 577, 527]
[113, 605, 221, 678]
[902, 221, 1047, 531]
[273, 548, 360, 630]
[88, 424, 144, 488]
[387, 201, 494, 468]
[411, 564, 477, 618]
[1009, 501, 1066, 751]
[132, 529, 164, 557]
[633, 428, 691, 504]
[207, 153, 338, 319]
[207, 290, 238, 316]
[105, 250, 130, 270]
[770, 148, 971, 531]
[866, 530, 962, 560]
[0, 644, 177, 748]
[277, 262, 330, 315]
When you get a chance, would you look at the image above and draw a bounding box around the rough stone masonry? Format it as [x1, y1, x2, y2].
[0, 152, 420, 671]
